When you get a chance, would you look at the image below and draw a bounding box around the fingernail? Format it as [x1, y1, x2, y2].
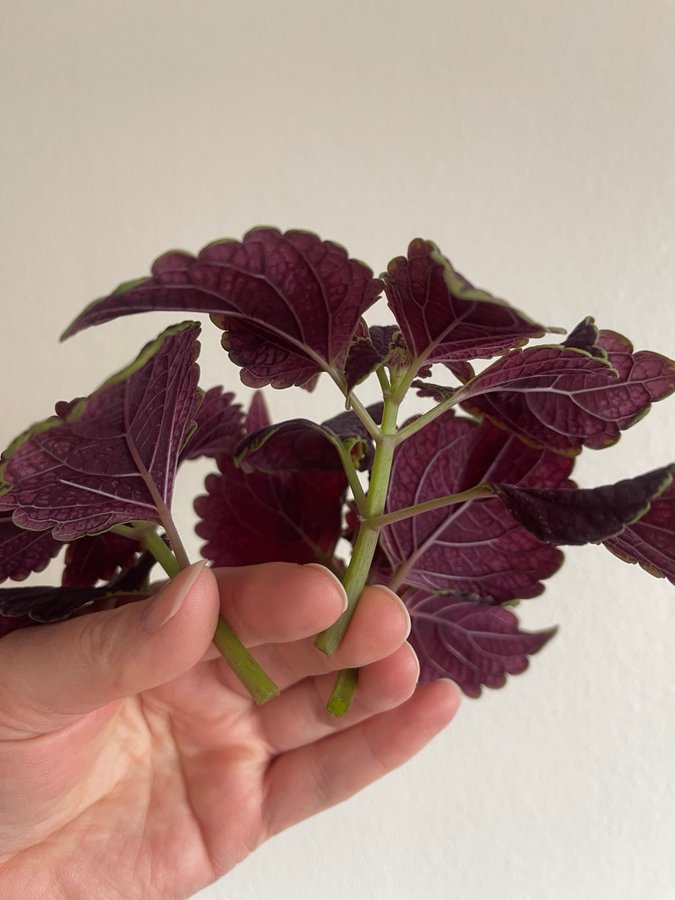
[405, 642, 421, 684]
[372, 584, 412, 639]
[140, 560, 207, 634]
[304, 563, 349, 613]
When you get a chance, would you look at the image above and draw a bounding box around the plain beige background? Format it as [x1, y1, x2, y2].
[1, 2, 674, 898]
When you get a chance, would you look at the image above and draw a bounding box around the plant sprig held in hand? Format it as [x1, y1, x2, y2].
[1, 228, 673, 716]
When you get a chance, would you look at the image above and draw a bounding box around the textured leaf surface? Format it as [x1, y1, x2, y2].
[383, 239, 550, 373]
[381, 411, 570, 600]
[63, 228, 381, 389]
[62, 532, 143, 588]
[180, 387, 243, 461]
[604, 479, 675, 584]
[493, 466, 674, 546]
[195, 458, 347, 567]
[0, 323, 201, 540]
[237, 405, 382, 474]
[459, 337, 675, 454]
[407, 589, 556, 697]
[0, 514, 61, 582]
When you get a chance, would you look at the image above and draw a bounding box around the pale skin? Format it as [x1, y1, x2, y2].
[0, 562, 460, 899]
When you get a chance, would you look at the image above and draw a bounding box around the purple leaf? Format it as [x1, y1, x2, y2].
[237, 405, 382, 474]
[407, 589, 556, 697]
[492, 466, 674, 546]
[458, 338, 675, 454]
[0, 613, 34, 638]
[381, 411, 570, 600]
[0, 323, 201, 540]
[382, 239, 553, 375]
[604, 479, 675, 584]
[245, 391, 271, 434]
[63, 228, 382, 390]
[180, 386, 244, 461]
[62, 532, 143, 588]
[562, 317, 607, 359]
[0, 584, 147, 623]
[0, 513, 62, 582]
[344, 325, 412, 391]
[195, 457, 347, 567]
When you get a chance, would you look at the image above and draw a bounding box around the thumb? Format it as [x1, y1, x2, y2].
[0, 561, 219, 736]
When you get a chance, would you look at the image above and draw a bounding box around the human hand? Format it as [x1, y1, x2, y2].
[0, 562, 460, 899]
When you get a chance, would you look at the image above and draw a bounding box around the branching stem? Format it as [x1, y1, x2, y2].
[366, 483, 494, 528]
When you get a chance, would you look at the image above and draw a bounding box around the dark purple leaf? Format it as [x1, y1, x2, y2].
[0, 513, 61, 582]
[195, 456, 347, 567]
[459, 339, 675, 454]
[62, 532, 143, 588]
[344, 324, 412, 391]
[603, 479, 675, 584]
[382, 239, 553, 375]
[562, 317, 607, 359]
[0, 613, 34, 638]
[236, 420, 347, 473]
[381, 411, 570, 600]
[407, 589, 556, 697]
[412, 380, 459, 403]
[237, 405, 382, 474]
[0, 323, 201, 540]
[246, 391, 271, 434]
[63, 228, 382, 390]
[492, 466, 673, 546]
[180, 386, 244, 461]
[0, 584, 148, 623]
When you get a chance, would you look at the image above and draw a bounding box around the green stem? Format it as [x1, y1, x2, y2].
[367, 483, 494, 528]
[395, 394, 459, 443]
[327, 668, 359, 717]
[115, 521, 280, 706]
[333, 440, 367, 513]
[213, 618, 279, 705]
[140, 526, 181, 578]
[376, 365, 391, 394]
[347, 393, 381, 440]
[315, 395, 401, 714]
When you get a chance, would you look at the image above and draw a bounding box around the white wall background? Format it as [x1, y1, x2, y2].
[1, 2, 674, 898]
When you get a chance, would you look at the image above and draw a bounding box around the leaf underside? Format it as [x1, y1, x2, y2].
[407, 589, 556, 697]
[381, 411, 571, 601]
[0, 323, 202, 540]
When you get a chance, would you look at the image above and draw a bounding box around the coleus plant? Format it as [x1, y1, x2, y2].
[0, 228, 673, 715]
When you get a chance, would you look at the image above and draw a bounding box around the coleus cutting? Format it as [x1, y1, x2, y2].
[0, 228, 673, 714]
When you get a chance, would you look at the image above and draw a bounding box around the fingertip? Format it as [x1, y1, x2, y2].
[422, 678, 462, 725]
[369, 584, 411, 640]
[212, 562, 349, 645]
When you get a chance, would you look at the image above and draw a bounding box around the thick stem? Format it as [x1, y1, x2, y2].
[140, 527, 181, 578]
[117, 521, 280, 705]
[327, 668, 359, 717]
[213, 618, 279, 705]
[316, 396, 401, 714]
